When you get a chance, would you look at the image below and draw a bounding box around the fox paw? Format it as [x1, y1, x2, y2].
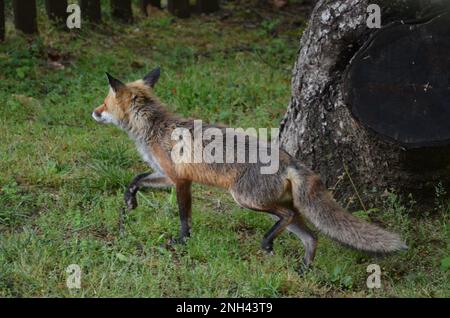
[124, 191, 138, 210]
[168, 235, 189, 246]
[261, 237, 274, 253]
[297, 262, 312, 276]
[261, 243, 274, 255]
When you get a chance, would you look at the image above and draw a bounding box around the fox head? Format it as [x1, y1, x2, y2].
[92, 67, 161, 127]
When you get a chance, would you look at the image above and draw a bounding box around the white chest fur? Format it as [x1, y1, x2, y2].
[136, 142, 163, 173]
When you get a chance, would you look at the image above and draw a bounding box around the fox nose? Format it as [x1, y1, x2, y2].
[92, 111, 102, 122]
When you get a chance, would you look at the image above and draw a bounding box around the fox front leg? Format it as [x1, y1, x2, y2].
[124, 172, 173, 210]
[173, 180, 192, 244]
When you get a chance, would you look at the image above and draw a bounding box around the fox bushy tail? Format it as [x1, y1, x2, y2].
[289, 169, 407, 253]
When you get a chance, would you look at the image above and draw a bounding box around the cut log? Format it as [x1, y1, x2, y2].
[345, 13, 450, 148]
[80, 0, 102, 23]
[45, 0, 68, 23]
[196, 0, 220, 14]
[0, 0, 4, 41]
[111, 0, 133, 23]
[280, 0, 450, 204]
[168, 0, 190, 18]
[13, 0, 38, 34]
[140, 0, 161, 16]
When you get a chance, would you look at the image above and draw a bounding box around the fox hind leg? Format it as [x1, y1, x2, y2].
[261, 207, 295, 254]
[229, 179, 294, 254]
[286, 214, 317, 269]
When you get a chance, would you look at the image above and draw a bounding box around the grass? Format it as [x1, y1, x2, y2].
[0, 1, 449, 297]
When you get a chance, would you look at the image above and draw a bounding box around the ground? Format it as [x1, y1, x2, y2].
[0, 1, 448, 297]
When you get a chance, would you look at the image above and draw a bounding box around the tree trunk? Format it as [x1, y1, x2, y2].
[13, 0, 38, 34]
[196, 0, 220, 14]
[45, 0, 68, 23]
[80, 0, 102, 23]
[111, 0, 133, 23]
[168, 0, 190, 18]
[140, 0, 161, 16]
[0, 0, 4, 41]
[279, 0, 450, 205]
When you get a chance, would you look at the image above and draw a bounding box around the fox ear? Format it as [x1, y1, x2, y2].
[143, 67, 161, 88]
[106, 72, 125, 94]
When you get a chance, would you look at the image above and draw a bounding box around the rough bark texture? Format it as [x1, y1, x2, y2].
[279, 0, 450, 205]
[0, 0, 4, 41]
[13, 0, 38, 34]
[81, 0, 102, 23]
[111, 0, 133, 23]
[45, 0, 68, 23]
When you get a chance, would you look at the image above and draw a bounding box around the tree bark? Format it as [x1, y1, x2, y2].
[279, 0, 450, 205]
[80, 0, 102, 23]
[45, 0, 68, 23]
[111, 0, 133, 23]
[140, 0, 161, 16]
[13, 0, 38, 34]
[0, 0, 4, 41]
[168, 0, 190, 18]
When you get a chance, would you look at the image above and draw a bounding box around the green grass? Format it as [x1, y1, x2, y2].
[0, 2, 449, 297]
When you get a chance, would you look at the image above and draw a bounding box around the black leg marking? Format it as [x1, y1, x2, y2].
[176, 181, 192, 244]
[124, 172, 151, 210]
[261, 208, 294, 254]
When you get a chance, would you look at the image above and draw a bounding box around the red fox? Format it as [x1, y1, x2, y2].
[92, 68, 407, 269]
